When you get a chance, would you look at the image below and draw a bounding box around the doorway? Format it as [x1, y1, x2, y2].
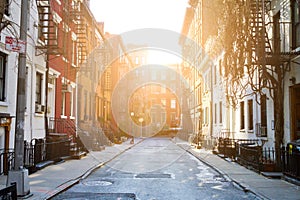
[291, 84, 300, 141]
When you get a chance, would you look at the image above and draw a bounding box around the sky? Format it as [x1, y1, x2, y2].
[89, 0, 188, 35]
[89, 0, 189, 64]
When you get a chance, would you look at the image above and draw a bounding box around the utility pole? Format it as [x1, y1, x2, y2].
[7, 0, 30, 196]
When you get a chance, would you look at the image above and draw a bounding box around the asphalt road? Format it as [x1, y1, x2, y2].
[53, 137, 260, 200]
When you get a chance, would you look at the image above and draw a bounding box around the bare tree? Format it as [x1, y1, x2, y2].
[215, 0, 288, 163]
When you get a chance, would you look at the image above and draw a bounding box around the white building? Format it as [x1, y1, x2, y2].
[0, 0, 49, 154]
[180, 0, 300, 150]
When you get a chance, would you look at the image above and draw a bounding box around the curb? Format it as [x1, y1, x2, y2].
[42, 138, 144, 200]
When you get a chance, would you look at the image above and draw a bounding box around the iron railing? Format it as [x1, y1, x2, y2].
[0, 182, 17, 200]
[49, 117, 76, 138]
[216, 138, 280, 172]
[282, 147, 300, 181]
[0, 149, 15, 175]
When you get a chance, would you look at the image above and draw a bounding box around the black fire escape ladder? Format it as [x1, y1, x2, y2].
[36, 0, 61, 55]
[249, 0, 272, 66]
[71, 1, 88, 64]
[250, 0, 300, 66]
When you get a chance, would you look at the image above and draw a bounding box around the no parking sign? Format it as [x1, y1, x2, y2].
[5, 36, 26, 53]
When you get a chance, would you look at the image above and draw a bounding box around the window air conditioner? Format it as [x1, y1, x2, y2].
[35, 104, 45, 113]
[62, 84, 72, 93]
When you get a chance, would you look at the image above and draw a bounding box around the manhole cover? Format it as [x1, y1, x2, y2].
[135, 173, 172, 179]
[82, 180, 113, 186]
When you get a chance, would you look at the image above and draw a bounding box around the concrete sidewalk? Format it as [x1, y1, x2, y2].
[173, 138, 300, 200]
[1, 137, 299, 200]
[0, 138, 142, 200]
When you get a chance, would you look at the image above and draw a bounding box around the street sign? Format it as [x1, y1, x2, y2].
[5, 36, 26, 53]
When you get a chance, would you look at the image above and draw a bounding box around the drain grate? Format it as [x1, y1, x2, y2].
[135, 173, 172, 179]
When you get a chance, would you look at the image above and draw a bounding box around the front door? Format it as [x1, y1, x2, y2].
[291, 84, 300, 141]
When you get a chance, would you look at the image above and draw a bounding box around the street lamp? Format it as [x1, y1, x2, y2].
[138, 117, 144, 138]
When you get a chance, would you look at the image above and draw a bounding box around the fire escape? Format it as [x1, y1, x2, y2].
[249, 0, 300, 67]
[36, 0, 62, 55]
[249, 0, 300, 138]
[70, 0, 88, 64]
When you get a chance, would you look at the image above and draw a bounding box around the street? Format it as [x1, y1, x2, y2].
[52, 137, 259, 200]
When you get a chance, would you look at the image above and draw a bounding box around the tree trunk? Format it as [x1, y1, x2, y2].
[273, 66, 284, 170]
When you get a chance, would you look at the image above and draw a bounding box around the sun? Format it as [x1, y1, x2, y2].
[147, 49, 182, 65]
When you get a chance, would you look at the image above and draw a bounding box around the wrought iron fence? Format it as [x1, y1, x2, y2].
[23, 136, 72, 173]
[216, 137, 281, 172]
[0, 182, 17, 200]
[0, 149, 14, 175]
[282, 146, 300, 180]
[24, 139, 47, 172]
[236, 143, 262, 171]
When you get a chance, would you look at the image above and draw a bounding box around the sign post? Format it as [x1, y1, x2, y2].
[7, 0, 30, 197]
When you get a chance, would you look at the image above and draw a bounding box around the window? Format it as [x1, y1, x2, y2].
[71, 40, 77, 66]
[273, 12, 281, 53]
[135, 57, 139, 65]
[161, 112, 166, 123]
[53, 23, 59, 45]
[214, 65, 217, 85]
[214, 103, 217, 124]
[161, 99, 166, 107]
[292, 0, 300, 48]
[171, 99, 176, 109]
[36, 72, 43, 104]
[71, 87, 76, 117]
[260, 95, 267, 137]
[205, 107, 209, 125]
[0, 53, 7, 101]
[248, 99, 253, 130]
[240, 101, 245, 130]
[219, 101, 222, 123]
[61, 92, 66, 116]
[84, 90, 87, 119]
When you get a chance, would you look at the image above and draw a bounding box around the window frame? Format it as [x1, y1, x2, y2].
[292, 0, 300, 49]
[248, 99, 254, 131]
[260, 95, 267, 137]
[219, 101, 222, 124]
[35, 72, 43, 105]
[240, 101, 245, 130]
[0, 52, 7, 102]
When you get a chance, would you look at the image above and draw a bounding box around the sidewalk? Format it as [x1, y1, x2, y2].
[0, 138, 142, 200]
[173, 138, 300, 200]
[1, 138, 299, 200]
